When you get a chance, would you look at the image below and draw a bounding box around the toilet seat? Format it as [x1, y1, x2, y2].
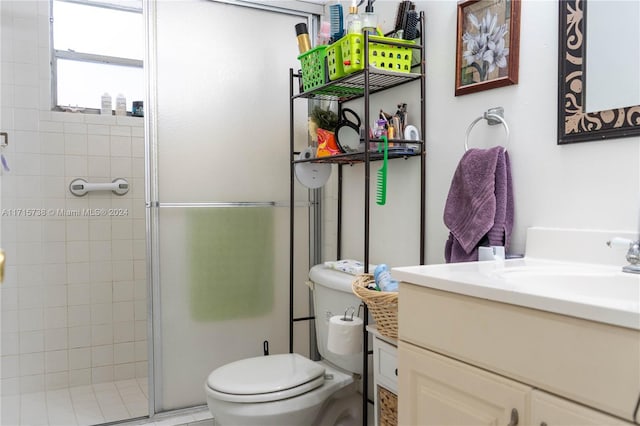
[206, 353, 326, 403]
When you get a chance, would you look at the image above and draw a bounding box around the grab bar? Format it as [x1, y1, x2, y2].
[69, 178, 129, 196]
[464, 106, 510, 151]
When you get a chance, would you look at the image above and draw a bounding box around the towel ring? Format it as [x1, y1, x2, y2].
[464, 107, 510, 151]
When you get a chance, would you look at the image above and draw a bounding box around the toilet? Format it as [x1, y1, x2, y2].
[204, 264, 365, 426]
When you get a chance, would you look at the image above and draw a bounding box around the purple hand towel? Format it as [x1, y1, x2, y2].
[444, 146, 513, 263]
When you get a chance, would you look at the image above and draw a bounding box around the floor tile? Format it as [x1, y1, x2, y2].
[9, 378, 157, 426]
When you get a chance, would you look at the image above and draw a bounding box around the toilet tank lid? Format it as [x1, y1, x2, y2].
[206, 353, 325, 396]
[309, 264, 363, 293]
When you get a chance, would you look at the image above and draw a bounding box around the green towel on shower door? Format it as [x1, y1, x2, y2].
[189, 207, 274, 321]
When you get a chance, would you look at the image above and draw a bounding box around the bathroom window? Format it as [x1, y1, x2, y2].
[51, 0, 144, 113]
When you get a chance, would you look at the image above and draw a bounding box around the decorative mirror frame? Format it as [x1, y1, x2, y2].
[557, 0, 640, 144]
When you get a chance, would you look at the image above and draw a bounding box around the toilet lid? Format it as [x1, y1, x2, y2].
[206, 353, 326, 403]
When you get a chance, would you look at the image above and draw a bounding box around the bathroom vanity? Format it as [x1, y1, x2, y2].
[393, 228, 640, 426]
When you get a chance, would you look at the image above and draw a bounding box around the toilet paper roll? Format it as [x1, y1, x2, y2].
[327, 315, 363, 355]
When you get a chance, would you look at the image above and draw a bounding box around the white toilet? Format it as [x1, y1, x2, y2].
[204, 264, 365, 426]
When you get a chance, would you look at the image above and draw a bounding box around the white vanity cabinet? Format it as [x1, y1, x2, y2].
[397, 282, 640, 426]
[399, 341, 528, 425]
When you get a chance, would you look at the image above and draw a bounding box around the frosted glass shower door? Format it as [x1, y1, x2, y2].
[151, 0, 312, 411]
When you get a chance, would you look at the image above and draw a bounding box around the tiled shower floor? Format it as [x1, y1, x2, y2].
[2, 378, 149, 426]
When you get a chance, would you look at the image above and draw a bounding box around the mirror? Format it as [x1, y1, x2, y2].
[557, 0, 640, 144]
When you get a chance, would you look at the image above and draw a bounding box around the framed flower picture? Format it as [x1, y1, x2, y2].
[455, 0, 521, 96]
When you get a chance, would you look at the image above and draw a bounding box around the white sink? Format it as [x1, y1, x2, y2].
[491, 263, 639, 312]
[393, 257, 640, 330]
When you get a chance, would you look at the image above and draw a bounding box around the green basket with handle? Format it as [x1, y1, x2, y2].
[326, 41, 346, 81]
[339, 33, 414, 75]
[298, 45, 328, 92]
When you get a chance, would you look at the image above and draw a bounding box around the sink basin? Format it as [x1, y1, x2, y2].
[393, 258, 640, 329]
[492, 265, 639, 312]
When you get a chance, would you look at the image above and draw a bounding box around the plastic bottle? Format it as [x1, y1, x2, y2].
[346, 3, 362, 34]
[115, 94, 126, 116]
[374, 119, 387, 138]
[317, 21, 331, 45]
[373, 264, 398, 292]
[100, 93, 112, 115]
[362, 2, 378, 35]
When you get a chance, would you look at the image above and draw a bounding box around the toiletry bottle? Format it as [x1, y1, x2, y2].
[101, 93, 112, 115]
[115, 94, 126, 116]
[346, 3, 362, 34]
[374, 118, 387, 138]
[362, 2, 378, 35]
[317, 21, 331, 45]
[295, 23, 312, 54]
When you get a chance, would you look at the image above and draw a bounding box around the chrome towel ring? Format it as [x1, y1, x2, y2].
[464, 107, 510, 151]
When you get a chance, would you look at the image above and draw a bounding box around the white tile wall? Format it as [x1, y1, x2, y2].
[0, 0, 148, 395]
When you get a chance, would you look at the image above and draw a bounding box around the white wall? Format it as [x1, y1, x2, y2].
[328, 0, 640, 267]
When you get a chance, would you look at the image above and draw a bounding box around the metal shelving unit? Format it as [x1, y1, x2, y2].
[289, 13, 426, 425]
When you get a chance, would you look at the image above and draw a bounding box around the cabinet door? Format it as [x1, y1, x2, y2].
[398, 342, 530, 426]
[531, 390, 634, 426]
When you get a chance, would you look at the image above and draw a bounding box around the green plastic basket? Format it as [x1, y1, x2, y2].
[326, 41, 346, 81]
[340, 33, 414, 75]
[298, 45, 328, 92]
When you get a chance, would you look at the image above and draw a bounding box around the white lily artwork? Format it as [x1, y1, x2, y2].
[455, 0, 521, 96]
[462, 10, 509, 82]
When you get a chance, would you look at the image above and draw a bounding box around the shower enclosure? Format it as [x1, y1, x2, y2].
[1, 0, 319, 423]
[147, 0, 316, 410]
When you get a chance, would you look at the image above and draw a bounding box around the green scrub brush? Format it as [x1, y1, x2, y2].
[376, 135, 388, 205]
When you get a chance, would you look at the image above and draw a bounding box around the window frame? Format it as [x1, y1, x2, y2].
[50, 0, 144, 114]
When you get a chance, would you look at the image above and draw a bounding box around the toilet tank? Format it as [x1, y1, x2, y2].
[308, 264, 366, 375]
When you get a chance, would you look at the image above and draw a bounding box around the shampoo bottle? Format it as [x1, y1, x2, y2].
[346, 2, 362, 34]
[101, 93, 112, 115]
[115, 94, 126, 116]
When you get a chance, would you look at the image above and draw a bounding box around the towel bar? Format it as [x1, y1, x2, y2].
[464, 107, 510, 151]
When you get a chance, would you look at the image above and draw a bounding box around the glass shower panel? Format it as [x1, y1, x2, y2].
[156, 205, 292, 409]
[155, 1, 303, 204]
[153, 0, 310, 410]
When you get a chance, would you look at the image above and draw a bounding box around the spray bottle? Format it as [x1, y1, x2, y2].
[295, 23, 312, 54]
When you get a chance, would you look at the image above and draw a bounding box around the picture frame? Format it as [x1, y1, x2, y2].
[557, 0, 640, 144]
[455, 0, 521, 96]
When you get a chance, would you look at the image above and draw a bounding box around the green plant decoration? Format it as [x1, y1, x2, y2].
[310, 107, 338, 131]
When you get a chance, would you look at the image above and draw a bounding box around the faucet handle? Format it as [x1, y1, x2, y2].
[607, 237, 633, 247]
[608, 237, 640, 266]
[606, 237, 635, 248]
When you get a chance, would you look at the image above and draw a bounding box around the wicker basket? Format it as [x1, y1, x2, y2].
[378, 386, 398, 426]
[352, 274, 398, 339]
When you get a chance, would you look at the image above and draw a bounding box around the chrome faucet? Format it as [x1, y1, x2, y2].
[607, 238, 640, 274]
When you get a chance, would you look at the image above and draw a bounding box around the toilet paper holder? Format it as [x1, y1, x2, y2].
[342, 305, 363, 322]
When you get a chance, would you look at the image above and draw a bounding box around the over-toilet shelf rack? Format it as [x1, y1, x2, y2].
[288, 12, 426, 426]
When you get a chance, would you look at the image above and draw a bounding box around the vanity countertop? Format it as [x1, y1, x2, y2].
[393, 257, 640, 330]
